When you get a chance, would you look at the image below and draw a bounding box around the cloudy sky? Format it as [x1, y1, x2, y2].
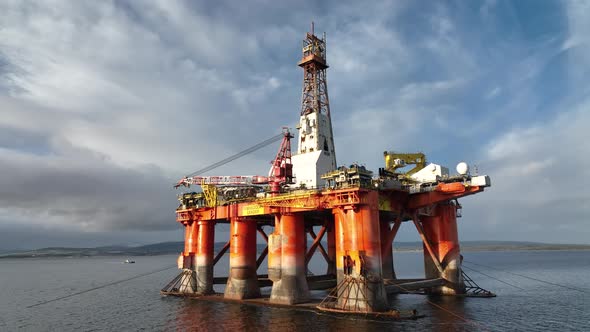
[1, 0, 589, 249]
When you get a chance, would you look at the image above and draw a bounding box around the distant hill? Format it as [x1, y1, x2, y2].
[1, 240, 589, 259]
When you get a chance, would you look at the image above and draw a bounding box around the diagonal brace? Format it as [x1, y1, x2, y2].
[412, 216, 444, 275]
[306, 226, 330, 265]
[381, 213, 403, 258]
[212, 239, 230, 266]
[256, 245, 268, 268]
[257, 226, 269, 242]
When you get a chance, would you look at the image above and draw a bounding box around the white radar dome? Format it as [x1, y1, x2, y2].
[456, 162, 469, 175]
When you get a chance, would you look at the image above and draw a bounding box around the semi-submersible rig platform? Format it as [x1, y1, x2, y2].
[162, 27, 493, 318]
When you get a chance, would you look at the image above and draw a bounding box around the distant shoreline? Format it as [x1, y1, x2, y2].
[2, 241, 589, 259]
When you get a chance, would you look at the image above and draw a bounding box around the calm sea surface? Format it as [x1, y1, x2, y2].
[1, 250, 588, 331]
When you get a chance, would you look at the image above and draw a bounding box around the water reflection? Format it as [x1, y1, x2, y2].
[172, 298, 268, 331]
[168, 294, 478, 332]
[425, 295, 477, 331]
[172, 299, 223, 331]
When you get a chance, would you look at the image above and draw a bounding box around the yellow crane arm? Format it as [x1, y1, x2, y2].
[383, 151, 426, 176]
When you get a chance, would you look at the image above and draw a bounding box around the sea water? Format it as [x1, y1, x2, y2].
[1, 250, 588, 331]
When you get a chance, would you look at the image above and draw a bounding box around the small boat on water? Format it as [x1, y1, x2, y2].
[123, 259, 135, 264]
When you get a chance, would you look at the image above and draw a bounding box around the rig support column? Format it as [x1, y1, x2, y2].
[225, 217, 261, 299]
[422, 202, 465, 295]
[270, 213, 310, 304]
[268, 216, 282, 283]
[196, 219, 215, 294]
[179, 221, 198, 293]
[333, 190, 387, 312]
[380, 220, 395, 280]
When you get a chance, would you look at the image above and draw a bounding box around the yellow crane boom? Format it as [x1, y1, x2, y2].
[383, 151, 426, 176]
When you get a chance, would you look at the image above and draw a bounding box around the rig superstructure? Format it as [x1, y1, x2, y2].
[162, 26, 493, 317]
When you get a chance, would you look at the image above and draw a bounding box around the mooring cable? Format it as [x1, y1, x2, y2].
[463, 260, 588, 293]
[461, 265, 526, 290]
[394, 283, 491, 332]
[26, 264, 177, 308]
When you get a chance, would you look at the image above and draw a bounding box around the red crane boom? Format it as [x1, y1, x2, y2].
[175, 128, 294, 194]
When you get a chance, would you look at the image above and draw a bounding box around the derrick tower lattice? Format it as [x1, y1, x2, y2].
[292, 25, 337, 188]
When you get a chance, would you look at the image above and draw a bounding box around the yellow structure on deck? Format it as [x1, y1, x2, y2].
[383, 151, 427, 176]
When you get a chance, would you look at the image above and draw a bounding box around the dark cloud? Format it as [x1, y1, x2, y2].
[0, 142, 177, 232]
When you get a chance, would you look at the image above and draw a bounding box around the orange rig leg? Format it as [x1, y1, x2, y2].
[421, 202, 465, 295]
[270, 213, 310, 304]
[225, 217, 260, 299]
[195, 219, 215, 294]
[179, 221, 198, 293]
[333, 190, 387, 312]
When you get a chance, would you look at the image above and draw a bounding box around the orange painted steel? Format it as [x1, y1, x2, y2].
[333, 208, 346, 277]
[268, 215, 282, 282]
[183, 187, 393, 222]
[421, 203, 463, 295]
[176, 209, 192, 224]
[332, 190, 387, 311]
[184, 222, 198, 255]
[407, 186, 482, 209]
[225, 217, 260, 299]
[270, 213, 310, 304]
[176, 221, 199, 293]
[181, 221, 198, 270]
[180, 185, 487, 221]
[414, 217, 444, 275]
[197, 220, 214, 261]
[195, 219, 215, 294]
[279, 214, 305, 265]
[172, 184, 488, 306]
[435, 182, 466, 193]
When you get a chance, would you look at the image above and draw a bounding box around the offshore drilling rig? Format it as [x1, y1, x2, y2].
[162, 26, 492, 317]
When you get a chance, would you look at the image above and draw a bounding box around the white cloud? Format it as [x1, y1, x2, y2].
[0, 0, 286, 174]
[455, 1, 590, 244]
[0, 0, 587, 247]
[462, 99, 590, 243]
[562, 0, 590, 51]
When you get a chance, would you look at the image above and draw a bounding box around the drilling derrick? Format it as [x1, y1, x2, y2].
[291, 25, 337, 189]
